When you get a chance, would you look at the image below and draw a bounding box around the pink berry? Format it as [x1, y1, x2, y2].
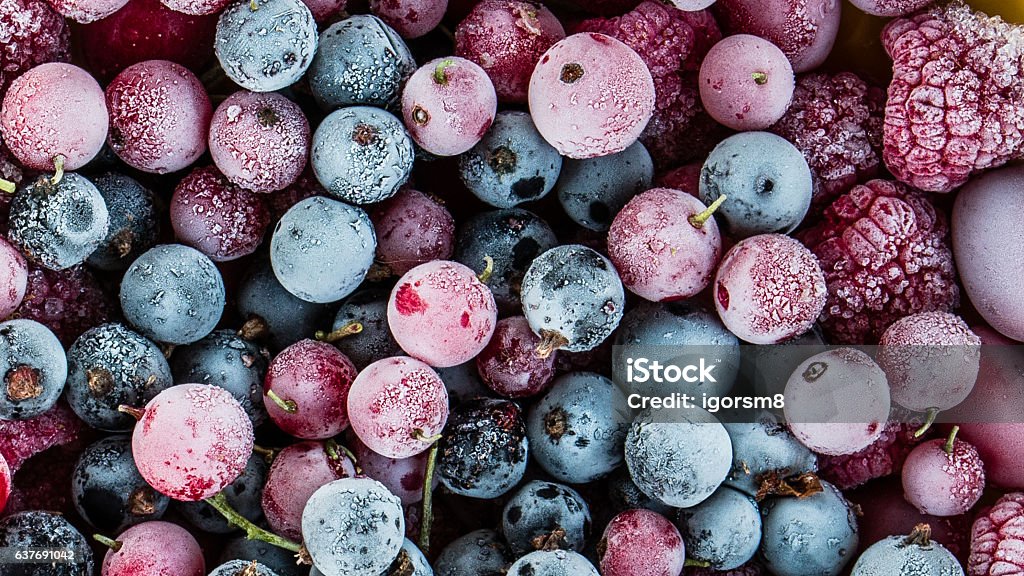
[0, 0, 70, 97]
[671, 0, 715, 8]
[0, 62, 107, 171]
[47, 0, 128, 22]
[261, 440, 357, 541]
[370, 188, 455, 277]
[106, 59, 211, 174]
[131, 383, 254, 501]
[348, 432, 439, 505]
[454, 0, 566, 103]
[970, 492, 1024, 575]
[263, 339, 357, 440]
[848, 0, 933, 16]
[371, 0, 446, 38]
[528, 32, 655, 159]
[903, 435, 985, 517]
[387, 260, 497, 367]
[698, 34, 794, 131]
[100, 521, 205, 576]
[14, 263, 116, 346]
[475, 316, 557, 398]
[170, 166, 271, 262]
[0, 236, 28, 319]
[209, 90, 309, 193]
[300, 0, 343, 20]
[0, 452, 9, 514]
[598, 509, 686, 576]
[347, 356, 449, 458]
[714, 0, 842, 73]
[714, 234, 826, 345]
[0, 402, 85, 473]
[159, 0, 228, 15]
[785, 347, 891, 456]
[607, 187, 722, 302]
[402, 57, 497, 157]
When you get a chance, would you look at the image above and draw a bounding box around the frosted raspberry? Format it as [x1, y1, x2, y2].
[0, 0, 70, 97]
[849, 0, 935, 17]
[770, 72, 885, 207]
[576, 2, 726, 168]
[0, 402, 85, 473]
[10, 264, 117, 346]
[3, 443, 83, 516]
[817, 423, 921, 489]
[969, 492, 1024, 575]
[798, 179, 959, 344]
[882, 3, 1024, 193]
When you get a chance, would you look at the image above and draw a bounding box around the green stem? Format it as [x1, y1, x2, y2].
[418, 440, 440, 555]
[914, 407, 939, 438]
[315, 321, 363, 343]
[49, 155, 65, 186]
[265, 389, 297, 414]
[93, 534, 122, 553]
[0, 178, 14, 193]
[944, 425, 960, 455]
[752, 71, 768, 85]
[684, 558, 711, 568]
[433, 59, 455, 85]
[206, 493, 302, 553]
[477, 256, 494, 283]
[252, 445, 279, 463]
[688, 194, 727, 229]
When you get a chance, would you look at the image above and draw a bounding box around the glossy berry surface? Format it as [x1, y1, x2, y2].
[100, 521, 205, 576]
[0, 318, 67, 420]
[71, 435, 169, 533]
[699, 34, 795, 131]
[600, 509, 685, 576]
[438, 397, 528, 498]
[263, 339, 356, 439]
[370, 187, 455, 277]
[555, 140, 653, 231]
[213, 0, 317, 92]
[261, 440, 356, 541]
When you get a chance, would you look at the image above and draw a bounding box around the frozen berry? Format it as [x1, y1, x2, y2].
[608, 187, 722, 302]
[438, 397, 528, 498]
[817, 423, 920, 490]
[502, 479, 591, 555]
[0, 452, 8, 513]
[848, 0, 934, 16]
[529, 32, 655, 159]
[370, 188, 455, 277]
[0, 236, 27, 318]
[556, 140, 654, 232]
[170, 166, 270, 262]
[969, 492, 1024, 575]
[261, 440, 356, 541]
[0, 511, 94, 575]
[209, 90, 309, 193]
[507, 550, 599, 576]
[214, 0, 317, 92]
[388, 260, 497, 368]
[263, 339, 356, 440]
[170, 329, 269, 426]
[454, 0, 566, 103]
[476, 316, 556, 399]
[881, 3, 1024, 192]
[699, 34, 794, 131]
[434, 529, 513, 576]
[0, 401, 84, 472]
[347, 433, 437, 505]
[402, 57, 497, 157]
[599, 509, 685, 576]
[177, 451, 267, 534]
[903, 430, 985, 517]
[0, 0, 70, 96]
[45, 0, 127, 22]
[677, 487, 761, 570]
[99, 521, 205, 576]
[852, 525, 962, 576]
[86, 173, 161, 271]
[799, 179, 958, 344]
[723, 416, 818, 497]
[13, 264, 115, 345]
[714, 234, 826, 345]
[300, 0, 343, 20]
[370, 0, 445, 38]
[714, 0, 842, 73]
[759, 480, 858, 576]
[1, 63, 107, 171]
[0, 318, 67, 420]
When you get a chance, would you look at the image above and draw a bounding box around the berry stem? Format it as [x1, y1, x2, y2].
[117, 405, 145, 420]
[418, 438, 440, 555]
[265, 389, 298, 414]
[904, 523, 932, 546]
[0, 178, 14, 194]
[688, 194, 727, 229]
[412, 428, 442, 444]
[752, 71, 768, 85]
[205, 492, 305, 555]
[237, 315, 269, 341]
[252, 444, 279, 463]
[433, 59, 455, 85]
[314, 321, 363, 343]
[944, 425, 960, 455]
[684, 559, 711, 568]
[50, 155, 65, 186]
[93, 534, 123, 553]
[535, 330, 568, 359]
[914, 407, 939, 438]
[477, 256, 494, 283]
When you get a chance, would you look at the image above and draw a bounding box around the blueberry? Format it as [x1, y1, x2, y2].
[208, 560, 281, 576]
[438, 397, 528, 498]
[502, 480, 591, 555]
[270, 196, 376, 304]
[327, 288, 402, 370]
[215, 0, 317, 92]
[219, 538, 308, 576]
[505, 550, 599, 576]
[453, 208, 558, 315]
[177, 452, 268, 534]
[119, 244, 226, 345]
[72, 435, 170, 534]
[606, 467, 673, 516]
[760, 480, 859, 576]
[311, 106, 415, 204]
[236, 258, 331, 352]
[0, 511, 94, 575]
[86, 172, 160, 271]
[8, 172, 110, 270]
[722, 414, 818, 497]
[65, 323, 174, 431]
[459, 110, 562, 208]
[555, 140, 653, 231]
[677, 486, 761, 570]
[170, 329, 269, 426]
[851, 530, 962, 576]
[308, 14, 415, 109]
[434, 529, 512, 576]
[699, 132, 813, 238]
[526, 372, 628, 484]
[0, 319, 67, 420]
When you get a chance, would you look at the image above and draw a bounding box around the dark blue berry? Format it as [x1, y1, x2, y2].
[760, 480, 859, 576]
[86, 172, 160, 271]
[438, 397, 528, 499]
[434, 529, 512, 576]
[721, 414, 818, 497]
[677, 486, 761, 570]
[177, 452, 268, 534]
[501, 480, 591, 555]
[0, 511, 94, 575]
[236, 258, 331, 353]
[170, 329, 269, 426]
[555, 141, 653, 231]
[326, 288, 401, 370]
[218, 538, 307, 576]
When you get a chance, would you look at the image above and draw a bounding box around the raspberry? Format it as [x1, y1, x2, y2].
[576, 2, 727, 168]
[798, 179, 959, 344]
[10, 264, 118, 346]
[3, 443, 84, 516]
[770, 72, 885, 208]
[969, 492, 1024, 575]
[0, 402, 86, 473]
[0, 0, 70, 97]
[882, 3, 1024, 193]
[817, 423, 921, 489]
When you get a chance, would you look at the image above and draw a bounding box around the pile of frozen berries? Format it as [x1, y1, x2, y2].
[2, 0, 1024, 574]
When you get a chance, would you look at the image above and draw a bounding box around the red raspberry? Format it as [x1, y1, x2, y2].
[882, 3, 1024, 193]
[576, 2, 727, 169]
[770, 72, 885, 209]
[970, 492, 1024, 575]
[0, 402, 86, 474]
[798, 179, 959, 344]
[0, 0, 70, 97]
[3, 444, 84, 516]
[817, 423, 921, 489]
[10, 264, 118, 346]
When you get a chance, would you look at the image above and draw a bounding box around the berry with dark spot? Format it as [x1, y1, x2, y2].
[214, 0, 317, 92]
[502, 480, 591, 555]
[0, 319, 67, 420]
[438, 397, 528, 498]
[86, 172, 161, 271]
[556, 140, 653, 232]
[72, 435, 170, 533]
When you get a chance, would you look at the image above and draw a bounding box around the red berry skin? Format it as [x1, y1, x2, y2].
[370, 188, 455, 277]
[0, 402, 85, 474]
[402, 57, 498, 157]
[0, 452, 10, 514]
[698, 34, 795, 131]
[714, 0, 842, 73]
[0, 0, 70, 97]
[78, 0, 217, 83]
[818, 423, 921, 490]
[261, 440, 357, 541]
[106, 59, 212, 174]
[902, 437, 985, 517]
[970, 492, 1024, 575]
[599, 509, 686, 576]
[101, 521, 205, 576]
[371, 0, 446, 38]
[347, 432, 439, 505]
[475, 316, 557, 399]
[263, 339, 357, 440]
[0, 236, 28, 319]
[48, 0, 127, 23]
[13, 264, 116, 346]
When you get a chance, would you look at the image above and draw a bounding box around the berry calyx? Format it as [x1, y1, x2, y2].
[536, 330, 569, 359]
[5, 365, 42, 401]
[49, 154, 65, 186]
[905, 523, 931, 547]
